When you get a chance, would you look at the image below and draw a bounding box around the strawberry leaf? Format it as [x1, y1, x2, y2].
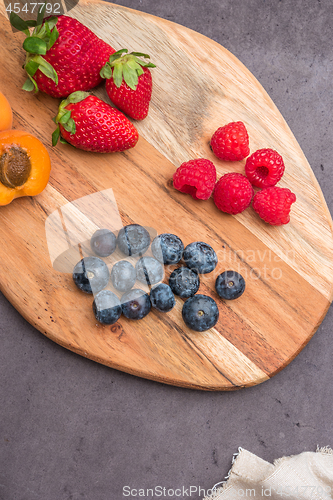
[136, 65, 144, 77]
[127, 59, 144, 74]
[35, 56, 58, 83]
[55, 106, 67, 124]
[52, 126, 60, 146]
[38, 64, 56, 81]
[106, 49, 155, 90]
[46, 17, 58, 31]
[62, 118, 76, 135]
[37, 3, 47, 28]
[131, 52, 151, 58]
[59, 137, 71, 145]
[47, 25, 59, 50]
[123, 64, 138, 91]
[36, 23, 47, 38]
[44, 22, 51, 37]
[10, 13, 30, 35]
[108, 49, 128, 64]
[58, 110, 71, 124]
[132, 56, 156, 68]
[22, 75, 38, 92]
[23, 37, 47, 55]
[113, 63, 124, 88]
[100, 63, 112, 79]
[26, 20, 37, 28]
[25, 60, 39, 77]
[67, 91, 89, 104]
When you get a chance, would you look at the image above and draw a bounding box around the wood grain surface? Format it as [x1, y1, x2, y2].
[0, 0, 332, 390]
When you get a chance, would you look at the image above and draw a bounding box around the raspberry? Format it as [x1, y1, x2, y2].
[245, 148, 285, 188]
[252, 186, 296, 225]
[173, 158, 216, 200]
[210, 121, 250, 161]
[213, 173, 254, 215]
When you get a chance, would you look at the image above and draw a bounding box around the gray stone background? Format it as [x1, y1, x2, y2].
[1, 1, 333, 499]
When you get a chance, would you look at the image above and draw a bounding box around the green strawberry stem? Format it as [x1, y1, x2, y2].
[100, 49, 156, 90]
[10, 3, 59, 92]
[52, 91, 90, 146]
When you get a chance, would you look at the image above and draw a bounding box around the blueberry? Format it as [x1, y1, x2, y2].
[73, 256, 109, 294]
[92, 290, 122, 325]
[182, 294, 219, 332]
[90, 228, 116, 257]
[135, 256, 164, 286]
[183, 241, 218, 274]
[169, 266, 200, 298]
[111, 260, 136, 292]
[150, 283, 176, 312]
[121, 289, 151, 320]
[117, 224, 150, 256]
[151, 233, 184, 265]
[215, 271, 245, 300]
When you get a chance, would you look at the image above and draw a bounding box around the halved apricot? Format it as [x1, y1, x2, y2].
[0, 92, 13, 131]
[0, 130, 51, 205]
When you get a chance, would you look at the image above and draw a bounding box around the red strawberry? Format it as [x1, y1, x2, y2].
[100, 49, 155, 120]
[10, 9, 115, 98]
[52, 92, 139, 153]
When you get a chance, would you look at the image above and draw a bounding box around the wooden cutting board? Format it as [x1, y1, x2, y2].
[0, 0, 332, 390]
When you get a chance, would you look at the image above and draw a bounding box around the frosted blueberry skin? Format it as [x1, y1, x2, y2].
[90, 229, 117, 257]
[117, 224, 151, 257]
[183, 241, 218, 274]
[150, 283, 176, 312]
[135, 256, 164, 286]
[93, 290, 122, 325]
[182, 294, 219, 332]
[73, 256, 109, 294]
[169, 266, 200, 298]
[215, 271, 245, 300]
[121, 289, 151, 320]
[151, 233, 184, 265]
[111, 260, 136, 292]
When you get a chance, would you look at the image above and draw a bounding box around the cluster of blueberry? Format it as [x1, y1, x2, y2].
[72, 224, 245, 332]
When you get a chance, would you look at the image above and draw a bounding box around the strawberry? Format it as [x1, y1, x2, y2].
[100, 49, 155, 120]
[10, 6, 115, 98]
[52, 92, 139, 153]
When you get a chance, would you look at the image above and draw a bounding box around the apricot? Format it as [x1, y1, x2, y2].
[0, 130, 51, 205]
[0, 92, 13, 131]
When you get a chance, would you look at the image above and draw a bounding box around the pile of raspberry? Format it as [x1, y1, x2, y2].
[172, 121, 296, 226]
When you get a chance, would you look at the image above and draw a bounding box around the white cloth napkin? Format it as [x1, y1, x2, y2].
[204, 447, 333, 500]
